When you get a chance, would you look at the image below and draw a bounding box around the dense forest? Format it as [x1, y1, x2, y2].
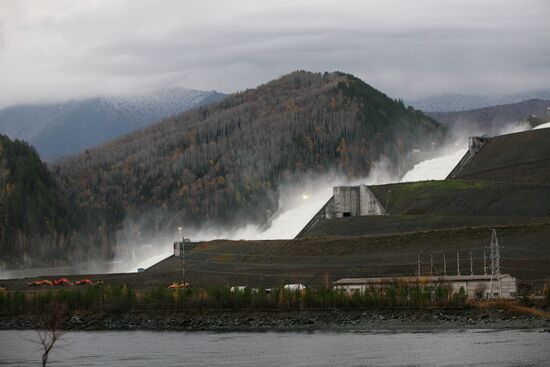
[0, 134, 76, 264]
[3, 71, 447, 266]
[56, 71, 445, 229]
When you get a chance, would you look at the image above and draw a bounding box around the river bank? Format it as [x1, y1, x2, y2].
[1, 308, 549, 332]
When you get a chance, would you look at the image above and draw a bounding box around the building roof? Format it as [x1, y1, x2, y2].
[334, 274, 513, 285]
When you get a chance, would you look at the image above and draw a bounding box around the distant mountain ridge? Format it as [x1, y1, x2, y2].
[428, 98, 550, 136]
[407, 90, 550, 112]
[0, 88, 225, 160]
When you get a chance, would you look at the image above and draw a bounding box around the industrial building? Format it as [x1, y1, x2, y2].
[333, 274, 518, 300]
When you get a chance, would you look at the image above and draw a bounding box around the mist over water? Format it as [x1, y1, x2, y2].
[114, 162, 399, 272]
[114, 148, 468, 272]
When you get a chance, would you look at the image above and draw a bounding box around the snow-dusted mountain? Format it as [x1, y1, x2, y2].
[0, 88, 225, 160]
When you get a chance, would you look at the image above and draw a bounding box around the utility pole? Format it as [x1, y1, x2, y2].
[181, 240, 185, 286]
[456, 251, 460, 276]
[443, 252, 447, 276]
[470, 251, 473, 276]
[430, 254, 434, 276]
[417, 253, 421, 277]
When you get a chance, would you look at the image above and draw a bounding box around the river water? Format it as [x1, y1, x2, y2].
[1, 329, 549, 366]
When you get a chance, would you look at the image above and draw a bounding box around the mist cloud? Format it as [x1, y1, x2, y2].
[1, 0, 549, 107]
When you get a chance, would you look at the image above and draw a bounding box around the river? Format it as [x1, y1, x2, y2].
[1, 329, 549, 366]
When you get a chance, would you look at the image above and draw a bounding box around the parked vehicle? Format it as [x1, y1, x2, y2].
[283, 284, 306, 291]
[53, 278, 72, 286]
[167, 282, 190, 289]
[28, 279, 53, 287]
[75, 279, 94, 285]
[230, 286, 247, 292]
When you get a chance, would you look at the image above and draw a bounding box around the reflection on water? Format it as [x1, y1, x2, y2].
[0, 329, 549, 366]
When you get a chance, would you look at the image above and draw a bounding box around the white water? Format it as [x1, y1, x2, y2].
[126, 162, 398, 271]
[400, 149, 467, 182]
[125, 123, 538, 272]
[127, 149, 468, 271]
[534, 121, 550, 130]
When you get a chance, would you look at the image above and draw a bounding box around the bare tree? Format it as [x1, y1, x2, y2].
[36, 303, 66, 367]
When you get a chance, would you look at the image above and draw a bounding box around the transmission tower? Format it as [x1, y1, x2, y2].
[483, 250, 487, 275]
[488, 229, 502, 298]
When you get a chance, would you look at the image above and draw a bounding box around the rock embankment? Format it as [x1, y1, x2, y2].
[1, 309, 548, 331]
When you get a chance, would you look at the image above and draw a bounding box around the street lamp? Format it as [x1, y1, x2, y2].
[177, 226, 185, 287]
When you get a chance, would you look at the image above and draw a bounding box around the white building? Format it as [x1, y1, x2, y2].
[334, 274, 517, 299]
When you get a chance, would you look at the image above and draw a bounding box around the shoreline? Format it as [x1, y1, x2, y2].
[1, 308, 549, 332]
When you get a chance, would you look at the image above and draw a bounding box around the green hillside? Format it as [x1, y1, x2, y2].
[451, 129, 550, 183]
[369, 180, 550, 217]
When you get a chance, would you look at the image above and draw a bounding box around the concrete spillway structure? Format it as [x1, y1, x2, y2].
[447, 128, 550, 183]
[297, 128, 550, 239]
[447, 136, 491, 179]
[296, 185, 387, 237]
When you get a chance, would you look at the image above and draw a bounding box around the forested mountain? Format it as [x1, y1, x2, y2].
[0, 88, 224, 160]
[0, 134, 76, 265]
[428, 99, 550, 136]
[55, 71, 446, 234]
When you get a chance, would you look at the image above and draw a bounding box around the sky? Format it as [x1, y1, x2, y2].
[0, 0, 549, 107]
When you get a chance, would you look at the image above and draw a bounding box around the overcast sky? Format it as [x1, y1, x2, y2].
[0, 0, 549, 107]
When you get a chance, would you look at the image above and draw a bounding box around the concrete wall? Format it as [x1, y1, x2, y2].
[449, 276, 517, 299]
[295, 184, 387, 238]
[447, 135, 492, 179]
[324, 185, 386, 218]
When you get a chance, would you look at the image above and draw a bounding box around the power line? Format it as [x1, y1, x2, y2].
[185, 245, 490, 259]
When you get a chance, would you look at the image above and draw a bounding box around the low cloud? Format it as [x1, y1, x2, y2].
[1, 0, 549, 107]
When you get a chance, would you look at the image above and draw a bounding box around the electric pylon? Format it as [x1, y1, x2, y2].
[488, 229, 502, 298]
